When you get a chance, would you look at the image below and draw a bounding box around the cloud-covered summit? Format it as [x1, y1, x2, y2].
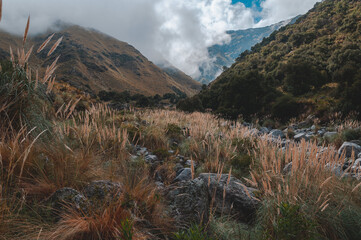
[0, 0, 320, 78]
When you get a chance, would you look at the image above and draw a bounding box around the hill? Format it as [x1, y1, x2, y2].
[0, 25, 201, 97]
[184, 0, 361, 122]
[198, 17, 299, 84]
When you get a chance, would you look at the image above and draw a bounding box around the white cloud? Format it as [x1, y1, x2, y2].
[256, 0, 321, 27]
[0, 0, 320, 78]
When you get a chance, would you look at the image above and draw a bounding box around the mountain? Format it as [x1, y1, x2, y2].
[198, 17, 299, 84]
[180, 0, 361, 121]
[0, 25, 201, 97]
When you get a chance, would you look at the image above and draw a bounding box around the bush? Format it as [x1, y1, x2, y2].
[174, 225, 213, 240]
[271, 95, 300, 122]
[153, 148, 171, 160]
[230, 154, 252, 177]
[270, 202, 319, 240]
[177, 96, 204, 113]
[341, 128, 361, 141]
[0, 61, 52, 136]
[166, 123, 183, 140]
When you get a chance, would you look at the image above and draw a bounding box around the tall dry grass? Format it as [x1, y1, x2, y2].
[249, 138, 361, 238]
[141, 109, 257, 173]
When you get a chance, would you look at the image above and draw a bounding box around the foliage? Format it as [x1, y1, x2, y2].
[177, 96, 204, 113]
[173, 225, 213, 240]
[190, 0, 361, 121]
[271, 95, 300, 122]
[98, 89, 187, 108]
[166, 123, 183, 139]
[270, 202, 319, 240]
[0, 61, 52, 136]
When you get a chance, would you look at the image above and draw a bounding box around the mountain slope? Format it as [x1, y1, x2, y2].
[198, 17, 299, 83]
[0, 25, 201, 96]
[184, 0, 361, 121]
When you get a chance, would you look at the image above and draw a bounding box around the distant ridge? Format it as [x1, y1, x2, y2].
[0, 25, 201, 96]
[198, 16, 299, 83]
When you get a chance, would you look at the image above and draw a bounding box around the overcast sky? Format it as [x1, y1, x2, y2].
[0, 0, 320, 78]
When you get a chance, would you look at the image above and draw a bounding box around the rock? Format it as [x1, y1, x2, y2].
[44, 188, 88, 220]
[168, 150, 175, 154]
[173, 168, 192, 183]
[145, 154, 158, 163]
[268, 129, 285, 139]
[297, 121, 309, 128]
[281, 140, 291, 148]
[294, 133, 310, 142]
[176, 155, 185, 163]
[82, 180, 122, 205]
[258, 127, 270, 135]
[343, 160, 353, 170]
[332, 165, 343, 177]
[198, 173, 259, 222]
[358, 153, 361, 159]
[137, 147, 149, 156]
[350, 140, 361, 146]
[353, 158, 361, 167]
[323, 132, 338, 140]
[242, 122, 251, 127]
[166, 178, 209, 227]
[155, 181, 165, 191]
[185, 160, 197, 167]
[317, 129, 326, 136]
[311, 125, 316, 131]
[174, 163, 184, 175]
[338, 142, 361, 158]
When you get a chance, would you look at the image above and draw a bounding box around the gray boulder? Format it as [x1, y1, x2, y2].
[43, 188, 89, 220]
[137, 147, 149, 156]
[294, 133, 310, 142]
[166, 178, 209, 227]
[173, 168, 192, 183]
[269, 129, 285, 139]
[259, 127, 270, 135]
[353, 158, 361, 167]
[185, 159, 197, 167]
[338, 142, 361, 158]
[145, 154, 158, 163]
[198, 173, 259, 222]
[83, 180, 122, 205]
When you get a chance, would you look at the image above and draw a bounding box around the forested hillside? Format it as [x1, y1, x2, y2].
[181, 0, 361, 122]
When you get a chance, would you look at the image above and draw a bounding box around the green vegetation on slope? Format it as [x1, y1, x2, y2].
[180, 0, 361, 122]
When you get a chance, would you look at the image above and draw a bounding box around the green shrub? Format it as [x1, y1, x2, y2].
[341, 128, 361, 141]
[0, 61, 52, 136]
[153, 148, 171, 160]
[232, 138, 255, 155]
[271, 95, 300, 122]
[231, 154, 252, 176]
[173, 225, 213, 240]
[269, 202, 319, 240]
[166, 123, 183, 139]
[209, 217, 261, 240]
[119, 218, 133, 240]
[177, 96, 204, 113]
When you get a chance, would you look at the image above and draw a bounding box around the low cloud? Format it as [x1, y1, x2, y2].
[0, 0, 320, 78]
[256, 0, 320, 27]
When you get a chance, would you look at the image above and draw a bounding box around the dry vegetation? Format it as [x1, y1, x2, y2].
[0, 2, 361, 240]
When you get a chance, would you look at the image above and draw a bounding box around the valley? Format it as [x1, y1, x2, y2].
[0, 0, 361, 239]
